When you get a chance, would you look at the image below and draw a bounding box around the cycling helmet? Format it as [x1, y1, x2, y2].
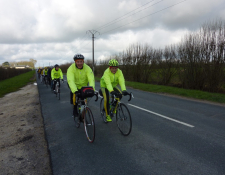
[54, 64, 59, 68]
[73, 54, 84, 61]
[108, 59, 119, 67]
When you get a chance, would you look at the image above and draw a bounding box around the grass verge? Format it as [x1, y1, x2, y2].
[95, 77, 225, 104]
[0, 70, 35, 98]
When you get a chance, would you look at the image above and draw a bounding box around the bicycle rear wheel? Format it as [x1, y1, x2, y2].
[83, 107, 95, 143]
[100, 98, 107, 123]
[116, 103, 132, 136]
[74, 106, 80, 128]
[55, 86, 58, 97]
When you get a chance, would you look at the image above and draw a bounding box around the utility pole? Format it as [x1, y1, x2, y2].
[86, 30, 100, 75]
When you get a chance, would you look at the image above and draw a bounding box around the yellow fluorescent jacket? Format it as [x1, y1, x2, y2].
[67, 63, 95, 93]
[100, 68, 126, 92]
[51, 68, 63, 80]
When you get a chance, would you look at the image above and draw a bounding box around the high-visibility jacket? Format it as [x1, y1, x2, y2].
[43, 69, 48, 75]
[67, 63, 95, 93]
[51, 68, 63, 80]
[100, 68, 126, 92]
[40, 69, 43, 75]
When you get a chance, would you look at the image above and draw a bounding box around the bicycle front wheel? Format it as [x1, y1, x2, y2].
[83, 107, 95, 143]
[116, 103, 132, 136]
[100, 98, 107, 123]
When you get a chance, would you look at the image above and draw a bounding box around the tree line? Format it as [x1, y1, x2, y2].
[59, 20, 224, 93]
[95, 20, 225, 93]
[1, 59, 37, 69]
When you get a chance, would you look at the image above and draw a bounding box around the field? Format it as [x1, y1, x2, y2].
[95, 77, 225, 104]
[0, 70, 35, 98]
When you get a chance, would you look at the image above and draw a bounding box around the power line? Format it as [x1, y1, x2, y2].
[101, 0, 187, 35]
[97, 0, 164, 31]
[95, 0, 156, 30]
[75, 39, 92, 53]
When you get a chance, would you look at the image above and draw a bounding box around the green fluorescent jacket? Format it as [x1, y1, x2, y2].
[51, 68, 63, 80]
[100, 68, 126, 92]
[67, 63, 95, 93]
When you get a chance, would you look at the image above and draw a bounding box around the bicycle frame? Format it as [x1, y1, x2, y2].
[110, 93, 134, 115]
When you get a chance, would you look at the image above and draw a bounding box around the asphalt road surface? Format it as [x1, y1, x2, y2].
[37, 75, 225, 175]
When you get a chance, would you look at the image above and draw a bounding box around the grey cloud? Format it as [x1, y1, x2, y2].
[0, 0, 225, 66]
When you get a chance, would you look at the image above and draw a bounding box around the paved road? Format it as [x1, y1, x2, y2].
[37, 75, 225, 175]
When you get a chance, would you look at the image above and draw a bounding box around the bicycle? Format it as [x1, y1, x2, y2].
[99, 91, 134, 136]
[54, 79, 63, 100]
[73, 87, 98, 143]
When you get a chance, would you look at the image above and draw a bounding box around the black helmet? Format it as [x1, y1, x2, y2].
[55, 64, 59, 68]
[73, 54, 84, 61]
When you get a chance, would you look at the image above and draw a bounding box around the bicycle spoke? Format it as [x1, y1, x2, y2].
[100, 98, 107, 123]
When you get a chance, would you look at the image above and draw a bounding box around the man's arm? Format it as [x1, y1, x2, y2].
[87, 68, 95, 90]
[103, 71, 113, 92]
[118, 70, 126, 91]
[51, 69, 54, 80]
[60, 69, 63, 79]
[67, 65, 78, 93]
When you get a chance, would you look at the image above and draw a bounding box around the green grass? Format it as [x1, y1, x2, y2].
[95, 76, 225, 104]
[0, 70, 35, 98]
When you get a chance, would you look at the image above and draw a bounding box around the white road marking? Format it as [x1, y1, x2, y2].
[128, 104, 194, 128]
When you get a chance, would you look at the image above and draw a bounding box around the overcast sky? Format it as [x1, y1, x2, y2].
[0, 0, 224, 67]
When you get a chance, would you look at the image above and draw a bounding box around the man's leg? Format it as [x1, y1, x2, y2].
[101, 87, 112, 122]
[113, 86, 122, 99]
[53, 80, 56, 92]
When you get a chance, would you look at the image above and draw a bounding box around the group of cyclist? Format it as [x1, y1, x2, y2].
[37, 53, 129, 123]
[67, 54, 129, 122]
[37, 64, 64, 93]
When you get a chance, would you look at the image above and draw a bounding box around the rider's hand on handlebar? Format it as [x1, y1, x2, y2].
[110, 91, 118, 97]
[75, 91, 80, 96]
[122, 90, 129, 96]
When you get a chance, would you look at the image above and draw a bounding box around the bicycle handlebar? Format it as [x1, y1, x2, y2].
[75, 91, 98, 102]
[128, 92, 134, 102]
[111, 92, 134, 103]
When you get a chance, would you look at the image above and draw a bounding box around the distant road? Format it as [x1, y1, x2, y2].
[37, 75, 225, 175]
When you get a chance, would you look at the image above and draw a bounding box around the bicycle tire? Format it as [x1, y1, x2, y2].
[100, 98, 107, 123]
[74, 111, 81, 128]
[83, 107, 95, 143]
[58, 89, 60, 100]
[116, 103, 132, 136]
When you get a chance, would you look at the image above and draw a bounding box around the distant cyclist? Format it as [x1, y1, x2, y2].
[47, 66, 53, 86]
[42, 67, 48, 83]
[37, 67, 41, 80]
[40, 68, 44, 83]
[67, 54, 95, 121]
[51, 64, 63, 93]
[99, 59, 129, 122]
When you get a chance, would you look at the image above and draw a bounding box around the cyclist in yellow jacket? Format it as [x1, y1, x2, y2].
[67, 54, 95, 119]
[51, 64, 63, 93]
[42, 67, 48, 83]
[100, 59, 129, 122]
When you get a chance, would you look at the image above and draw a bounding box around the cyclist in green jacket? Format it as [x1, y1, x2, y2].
[100, 59, 129, 122]
[51, 64, 63, 93]
[67, 54, 95, 119]
[42, 67, 48, 83]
